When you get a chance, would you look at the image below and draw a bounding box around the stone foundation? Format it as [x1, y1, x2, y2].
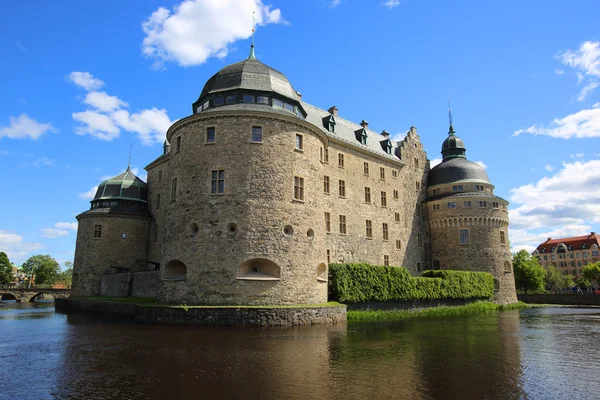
[55, 298, 346, 327]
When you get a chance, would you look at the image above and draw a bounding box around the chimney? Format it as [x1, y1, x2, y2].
[328, 106, 338, 117]
[547, 238, 551, 242]
[360, 120, 369, 128]
[381, 130, 390, 138]
[592, 232, 596, 235]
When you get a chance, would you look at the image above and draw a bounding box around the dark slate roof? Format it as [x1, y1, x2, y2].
[93, 167, 148, 202]
[427, 191, 507, 202]
[428, 158, 490, 187]
[199, 58, 299, 102]
[442, 135, 465, 151]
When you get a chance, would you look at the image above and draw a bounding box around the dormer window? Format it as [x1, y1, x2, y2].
[354, 128, 367, 145]
[323, 115, 336, 133]
[386, 143, 393, 154]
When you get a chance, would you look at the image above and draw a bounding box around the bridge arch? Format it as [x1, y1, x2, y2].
[0, 293, 18, 301]
[29, 292, 57, 302]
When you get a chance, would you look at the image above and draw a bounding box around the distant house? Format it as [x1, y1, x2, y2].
[532, 232, 600, 277]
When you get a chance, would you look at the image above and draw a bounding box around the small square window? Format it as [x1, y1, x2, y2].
[251, 126, 262, 143]
[284, 103, 294, 112]
[338, 180, 346, 198]
[393, 189, 399, 200]
[211, 170, 225, 194]
[213, 97, 224, 106]
[339, 215, 347, 235]
[93, 224, 102, 239]
[206, 127, 216, 143]
[364, 162, 369, 175]
[243, 94, 255, 103]
[294, 176, 304, 201]
[380, 167, 385, 180]
[381, 191, 387, 208]
[384, 255, 390, 266]
[365, 220, 372, 239]
[459, 229, 469, 244]
[364, 187, 371, 203]
[392, 170, 398, 178]
[324, 176, 330, 194]
[273, 99, 284, 109]
[382, 223, 389, 241]
[295, 134, 304, 150]
[338, 153, 345, 168]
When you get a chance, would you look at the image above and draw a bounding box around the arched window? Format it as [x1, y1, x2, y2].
[317, 263, 327, 282]
[164, 260, 187, 281]
[504, 261, 512, 273]
[494, 279, 500, 291]
[237, 258, 281, 281]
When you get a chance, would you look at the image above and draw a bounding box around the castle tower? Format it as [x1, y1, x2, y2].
[71, 167, 152, 297]
[425, 123, 517, 303]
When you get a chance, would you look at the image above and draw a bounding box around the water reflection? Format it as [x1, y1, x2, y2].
[1, 304, 599, 400]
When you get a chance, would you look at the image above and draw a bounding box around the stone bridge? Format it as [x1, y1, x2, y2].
[0, 286, 71, 302]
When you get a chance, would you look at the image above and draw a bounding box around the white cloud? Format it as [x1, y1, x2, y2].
[84, 91, 128, 112]
[513, 105, 600, 139]
[73, 110, 120, 141]
[0, 230, 44, 263]
[429, 158, 442, 168]
[570, 153, 584, 158]
[0, 114, 55, 140]
[32, 157, 55, 167]
[545, 164, 555, 172]
[474, 161, 488, 169]
[381, 0, 401, 8]
[41, 228, 69, 239]
[78, 186, 98, 200]
[54, 222, 78, 231]
[329, 0, 341, 7]
[68, 72, 105, 91]
[556, 41, 600, 101]
[141, 0, 285, 68]
[555, 68, 565, 75]
[112, 108, 172, 145]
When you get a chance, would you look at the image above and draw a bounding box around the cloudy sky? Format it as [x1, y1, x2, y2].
[1, 0, 600, 264]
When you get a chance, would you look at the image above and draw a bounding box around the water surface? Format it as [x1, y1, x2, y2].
[1, 302, 598, 400]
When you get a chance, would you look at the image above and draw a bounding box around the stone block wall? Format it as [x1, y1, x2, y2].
[132, 271, 160, 298]
[101, 272, 131, 297]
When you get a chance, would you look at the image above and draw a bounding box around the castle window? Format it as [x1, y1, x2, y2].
[392, 170, 398, 178]
[324, 175, 330, 194]
[327, 249, 331, 264]
[213, 97, 224, 106]
[364, 162, 369, 175]
[381, 191, 387, 207]
[225, 95, 237, 104]
[237, 258, 280, 281]
[384, 255, 390, 266]
[493, 202, 499, 208]
[416, 181, 421, 191]
[273, 99, 284, 109]
[500, 231, 506, 245]
[452, 185, 463, 192]
[364, 187, 371, 203]
[176, 136, 181, 152]
[339, 215, 347, 235]
[365, 220, 373, 239]
[380, 167, 385, 180]
[317, 263, 328, 282]
[382, 223, 389, 241]
[338, 153, 344, 168]
[393, 190, 399, 200]
[395, 212, 400, 223]
[211, 170, 224, 194]
[243, 94, 255, 103]
[295, 133, 304, 151]
[257, 96, 269, 104]
[324, 148, 329, 163]
[203, 101, 209, 110]
[164, 260, 187, 281]
[171, 178, 177, 202]
[395, 239, 401, 250]
[294, 176, 304, 201]
[325, 212, 331, 232]
[478, 201, 487, 207]
[251, 126, 263, 143]
[459, 229, 469, 244]
[464, 201, 471, 208]
[447, 202, 456, 209]
[93, 224, 102, 239]
[156, 193, 161, 210]
[206, 127, 216, 143]
[418, 233, 423, 246]
[414, 158, 419, 168]
[338, 180, 346, 198]
[285, 103, 294, 112]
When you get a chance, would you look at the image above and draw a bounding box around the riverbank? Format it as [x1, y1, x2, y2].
[347, 301, 530, 322]
[55, 297, 346, 327]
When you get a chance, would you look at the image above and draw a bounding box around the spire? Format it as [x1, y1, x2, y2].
[249, 10, 257, 59]
[127, 144, 132, 170]
[448, 98, 455, 136]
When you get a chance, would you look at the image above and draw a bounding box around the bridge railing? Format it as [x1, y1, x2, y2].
[0, 284, 71, 290]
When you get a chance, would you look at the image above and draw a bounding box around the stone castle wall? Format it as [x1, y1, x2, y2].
[72, 214, 150, 297]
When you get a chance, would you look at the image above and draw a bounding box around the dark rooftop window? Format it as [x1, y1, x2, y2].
[257, 96, 269, 104]
[203, 101, 209, 110]
[284, 103, 294, 112]
[225, 95, 237, 104]
[273, 99, 284, 109]
[243, 94, 255, 103]
[214, 97, 224, 106]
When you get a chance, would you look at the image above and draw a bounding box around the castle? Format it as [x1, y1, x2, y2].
[71, 45, 517, 305]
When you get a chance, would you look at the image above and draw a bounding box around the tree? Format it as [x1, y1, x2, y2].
[575, 277, 591, 288]
[21, 255, 60, 285]
[55, 261, 73, 288]
[513, 250, 547, 293]
[0, 252, 13, 284]
[544, 265, 563, 292]
[563, 275, 575, 288]
[582, 262, 600, 286]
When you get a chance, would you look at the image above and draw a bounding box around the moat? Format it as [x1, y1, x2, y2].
[1, 303, 599, 400]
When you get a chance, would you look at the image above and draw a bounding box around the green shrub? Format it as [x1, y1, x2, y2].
[329, 263, 494, 303]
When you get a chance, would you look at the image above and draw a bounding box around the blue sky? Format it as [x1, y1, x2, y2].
[2, 0, 600, 265]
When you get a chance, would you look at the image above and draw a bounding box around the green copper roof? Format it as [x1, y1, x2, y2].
[93, 167, 148, 202]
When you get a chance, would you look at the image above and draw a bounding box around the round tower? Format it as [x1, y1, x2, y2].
[71, 167, 151, 297]
[145, 46, 329, 305]
[425, 123, 517, 303]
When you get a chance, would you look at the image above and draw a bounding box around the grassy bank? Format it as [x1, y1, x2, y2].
[348, 301, 530, 322]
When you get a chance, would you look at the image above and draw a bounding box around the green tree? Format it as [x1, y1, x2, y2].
[575, 277, 591, 288]
[21, 255, 60, 285]
[563, 275, 575, 288]
[582, 262, 600, 286]
[513, 250, 547, 293]
[55, 261, 73, 288]
[544, 265, 563, 292]
[0, 252, 13, 284]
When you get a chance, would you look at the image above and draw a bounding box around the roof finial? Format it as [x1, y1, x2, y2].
[448, 98, 455, 135]
[249, 10, 257, 59]
[127, 144, 132, 170]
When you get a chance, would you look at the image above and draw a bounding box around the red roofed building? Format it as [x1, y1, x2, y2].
[532, 232, 600, 278]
